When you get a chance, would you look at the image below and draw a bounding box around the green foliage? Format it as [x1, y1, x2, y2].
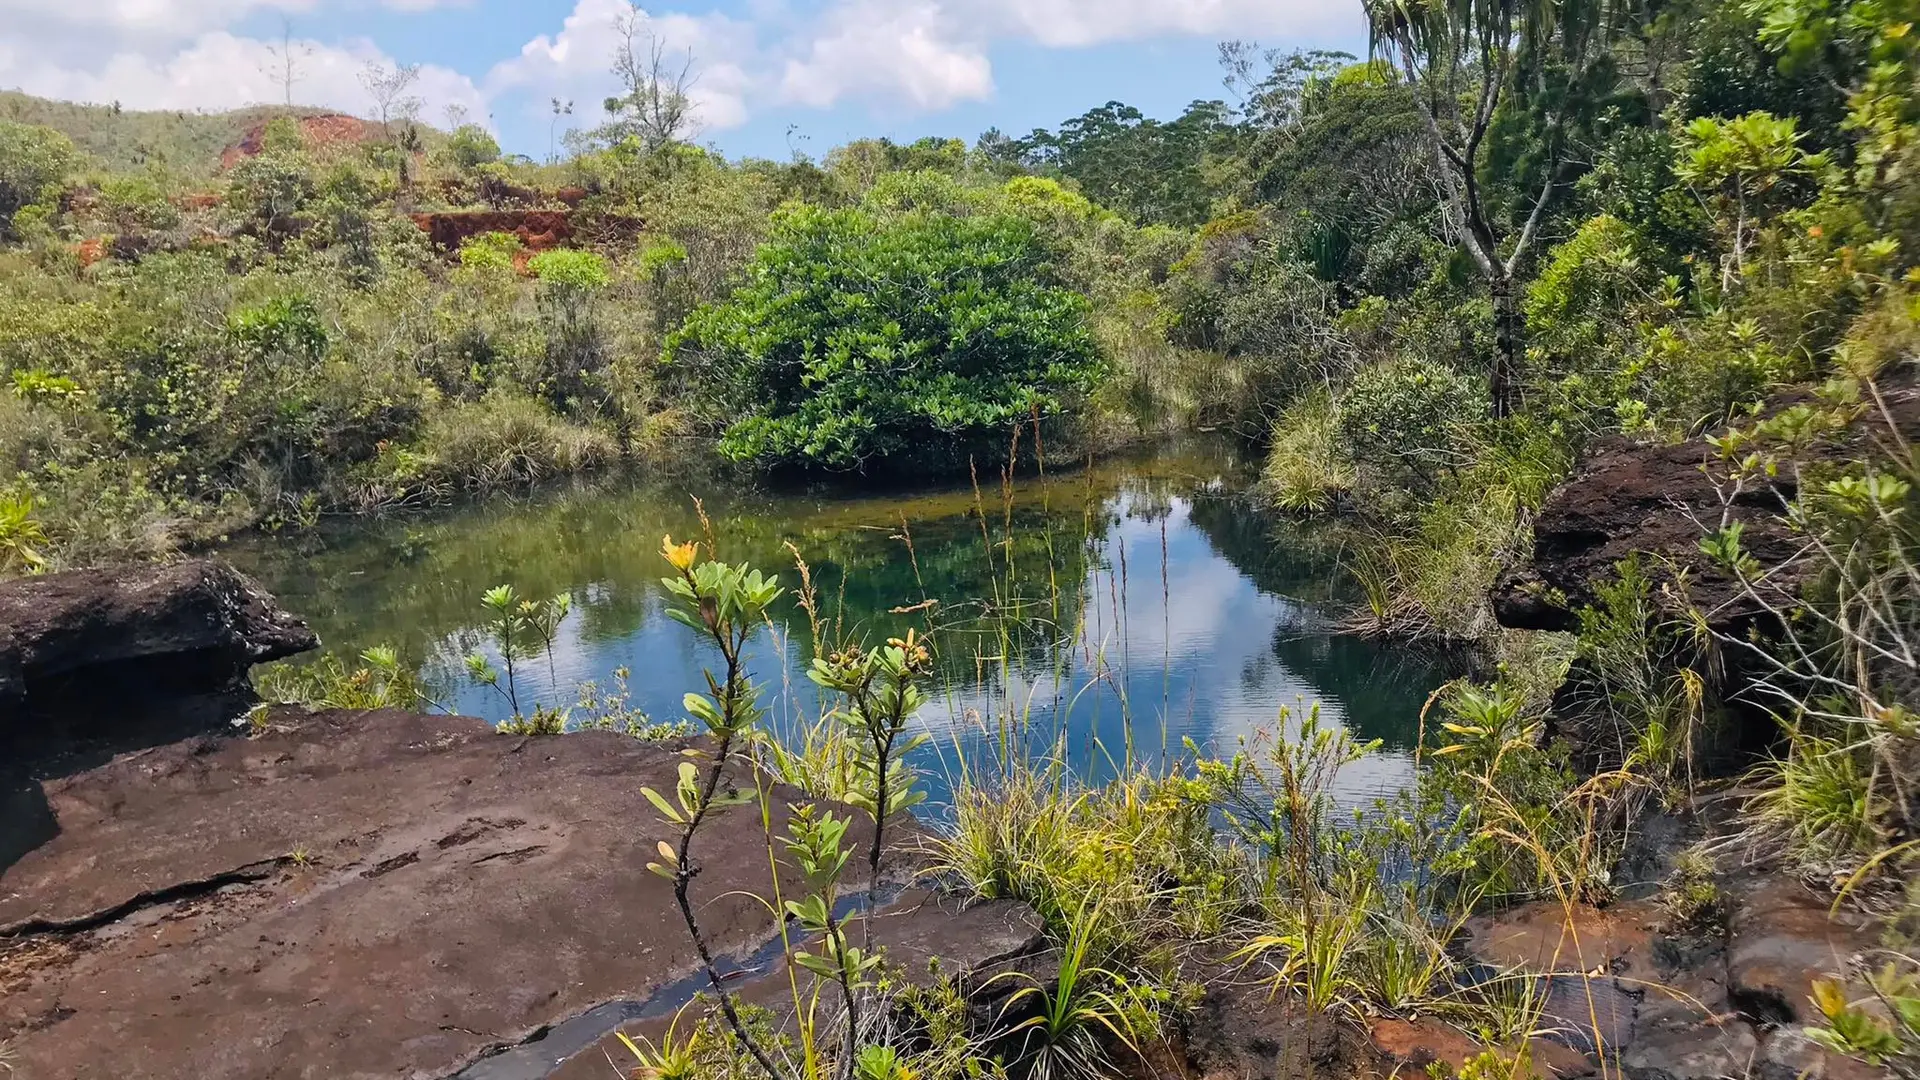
[1005, 99, 1235, 226]
[0, 491, 49, 575]
[527, 247, 608, 290]
[670, 204, 1104, 471]
[1658, 848, 1725, 932]
[1260, 388, 1353, 514]
[253, 645, 426, 712]
[1339, 359, 1483, 491]
[443, 124, 501, 169]
[462, 583, 573, 724]
[459, 231, 523, 271]
[0, 122, 80, 236]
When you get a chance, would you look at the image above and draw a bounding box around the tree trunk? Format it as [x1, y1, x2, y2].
[1489, 274, 1521, 419]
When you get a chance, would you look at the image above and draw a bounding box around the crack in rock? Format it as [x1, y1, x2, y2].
[0, 858, 287, 939]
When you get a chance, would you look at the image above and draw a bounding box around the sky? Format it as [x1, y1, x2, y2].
[0, 0, 1369, 161]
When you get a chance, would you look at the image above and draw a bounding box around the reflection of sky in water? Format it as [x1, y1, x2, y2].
[421, 481, 1444, 813]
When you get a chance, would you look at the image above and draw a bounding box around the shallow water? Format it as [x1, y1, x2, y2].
[230, 437, 1449, 811]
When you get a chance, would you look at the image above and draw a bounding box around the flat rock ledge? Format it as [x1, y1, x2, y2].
[0, 708, 1034, 1080]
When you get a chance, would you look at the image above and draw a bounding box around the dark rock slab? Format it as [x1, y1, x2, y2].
[0, 708, 908, 1080]
[1492, 378, 1920, 638]
[0, 559, 315, 753]
[1181, 967, 1350, 1080]
[539, 890, 1047, 1080]
[1620, 1007, 1760, 1080]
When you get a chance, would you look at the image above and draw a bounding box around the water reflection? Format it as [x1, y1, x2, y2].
[230, 438, 1449, 810]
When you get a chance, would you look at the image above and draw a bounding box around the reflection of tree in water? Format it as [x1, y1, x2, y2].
[1183, 480, 1452, 753]
[226, 434, 1448, 767]
[1181, 489, 1355, 608]
[1265, 629, 1447, 751]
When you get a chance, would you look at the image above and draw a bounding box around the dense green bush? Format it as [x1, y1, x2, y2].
[0, 122, 79, 237]
[668, 204, 1105, 470]
[1338, 358, 1482, 491]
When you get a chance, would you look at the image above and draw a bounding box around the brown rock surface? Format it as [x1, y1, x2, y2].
[0, 708, 908, 1080]
[412, 210, 575, 254]
[534, 889, 1047, 1080]
[1492, 378, 1920, 636]
[1466, 899, 1662, 977]
[0, 558, 316, 754]
[1726, 877, 1877, 1023]
[219, 114, 372, 169]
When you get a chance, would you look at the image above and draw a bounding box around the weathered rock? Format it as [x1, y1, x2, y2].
[1621, 947, 1765, 1080]
[536, 890, 1047, 1080]
[1365, 1017, 1597, 1080]
[1492, 378, 1920, 638]
[0, 559, 315, 754]
[1466, 900, 1662, 978]
[0, 708, 935, 1080]
[1620, 1009, 1761, 1080]
[1463, 900, 1653, 1058]
[1369, 1017, 1483, 1073]
[1756, 1025, 1897, 1080]
[1727, 877, 1877, 1024]
[1182, 970, 1350, 1080]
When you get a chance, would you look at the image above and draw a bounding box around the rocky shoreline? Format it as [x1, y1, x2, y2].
[0, 543, 1903, 1078]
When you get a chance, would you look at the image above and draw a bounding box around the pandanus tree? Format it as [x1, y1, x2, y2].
[1366, 0, 1638, 417]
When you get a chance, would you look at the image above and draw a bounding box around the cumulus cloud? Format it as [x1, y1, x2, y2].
[965, 0, 1359, 49]
[776, 0, 993, 112]
[486, 0, 757, 133]
[0, 29, 486, 125]
[0, 0, 1360, 145]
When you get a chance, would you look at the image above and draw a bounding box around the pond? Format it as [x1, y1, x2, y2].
[229, 437, 1452, 812]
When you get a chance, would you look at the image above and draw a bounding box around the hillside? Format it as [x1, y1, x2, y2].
[0, 91, 353, 174]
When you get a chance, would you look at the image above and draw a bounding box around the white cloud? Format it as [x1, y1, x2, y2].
[0, 0, 1361, 146]
[0, 29, 486, 125]
[966, 0, 1358, 49]
[486, 0, 758, 134]
[776, 0, 992, 111]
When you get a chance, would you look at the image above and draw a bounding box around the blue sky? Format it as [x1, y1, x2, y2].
[1, 0, 1368, 161]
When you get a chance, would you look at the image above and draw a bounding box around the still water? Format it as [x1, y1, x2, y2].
[230, 438, 1449, 810]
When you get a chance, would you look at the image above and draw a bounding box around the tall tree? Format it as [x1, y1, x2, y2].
[1367, 0, 1635, 416]
[606, 2, 698, 153]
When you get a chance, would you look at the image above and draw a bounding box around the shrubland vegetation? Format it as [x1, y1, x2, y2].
[13, 0, 1920, 1074]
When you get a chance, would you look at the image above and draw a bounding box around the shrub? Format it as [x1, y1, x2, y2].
[403, 393, 619, 492]
[459, 231, 523, 272]
[1338, 358, 1482, 492]
[0, 122, 80, 237]
[444, 124, 501, 169]
[1260, 388, 1353, 514]
[667, 204, 1104, 471]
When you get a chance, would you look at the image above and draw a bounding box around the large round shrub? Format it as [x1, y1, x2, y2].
[666, 204, 1104, 470]
[1338, 358, 1483, 488]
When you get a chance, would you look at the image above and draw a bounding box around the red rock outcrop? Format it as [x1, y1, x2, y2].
[411, 209, 575, 253]
[218, 113, 372, 169]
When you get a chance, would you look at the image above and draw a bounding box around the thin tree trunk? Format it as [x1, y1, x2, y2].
[1490, 274, 1521, 419]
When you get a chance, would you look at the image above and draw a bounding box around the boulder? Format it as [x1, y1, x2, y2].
[1493, 378, 1920, 638]
[0, 708, 949, 1080]
[0, 559, 315, 753]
